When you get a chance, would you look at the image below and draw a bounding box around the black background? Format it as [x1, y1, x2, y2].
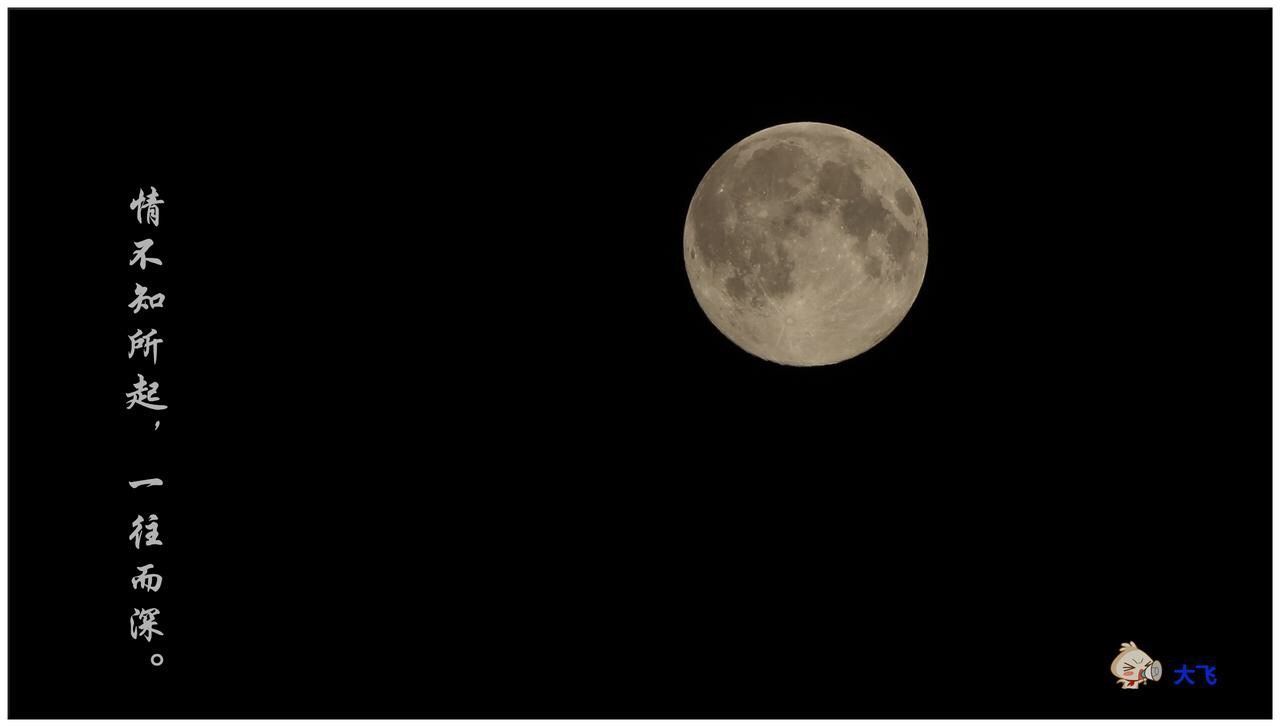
[9, 8, 1271, 718]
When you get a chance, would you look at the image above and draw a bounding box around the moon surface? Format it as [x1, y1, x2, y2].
[684, 122, 927, 366]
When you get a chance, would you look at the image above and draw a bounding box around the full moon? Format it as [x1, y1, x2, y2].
[684, 122, 927, 366]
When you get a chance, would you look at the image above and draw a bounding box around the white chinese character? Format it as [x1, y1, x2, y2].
[125, 374, 167, 411]
[127, 284, 165, 315]
[129, 514, 163, 549]
[130, 607, 164, 642]
[131, 563, 163, 593]
[128, 328, 163, 364]
[130, 187, 164, 226]
[129, 238, 163, 270]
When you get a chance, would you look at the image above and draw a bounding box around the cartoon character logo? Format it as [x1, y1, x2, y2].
[1112, 641, 1161, 689]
